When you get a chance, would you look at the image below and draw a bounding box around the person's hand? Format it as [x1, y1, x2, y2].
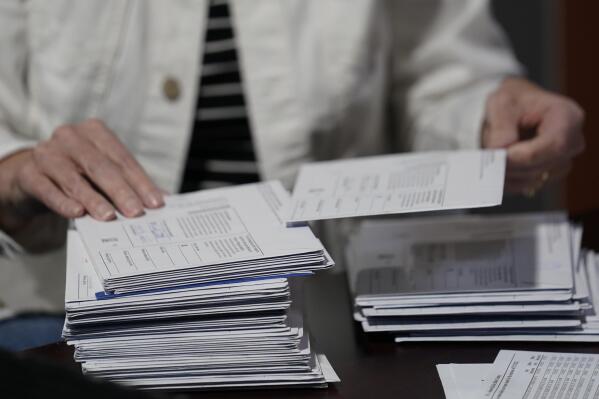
[0, 119, 164, 225]
[482, 77, 585, 196]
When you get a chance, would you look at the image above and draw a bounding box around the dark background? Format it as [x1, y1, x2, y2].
[491, 0, 599, 215]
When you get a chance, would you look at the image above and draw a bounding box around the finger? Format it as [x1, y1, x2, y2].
[483, 90, 523, 148]
[37, 155, 117, 221]
[60, 173, 117, 221]
[539, 100, 586, 158]
[506, 133, 557, 171]
[79, 119, 164, 208]
[32, 144, 117, 220]
[18, 163, 84, 219]
[507, 105, 584, 170]
[54, 125, 145, 217]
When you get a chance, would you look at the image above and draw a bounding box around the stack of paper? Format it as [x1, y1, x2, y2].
[63, 181, 339, 390]
[75, 182, 333, 294]
[437, 349, 599, 399]
[346, 213, 599, 342]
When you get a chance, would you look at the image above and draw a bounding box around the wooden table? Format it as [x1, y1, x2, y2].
[23, 210, 599, 399]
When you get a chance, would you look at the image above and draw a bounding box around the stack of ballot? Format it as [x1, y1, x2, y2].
[437, 349, 599, 399]
[63, 181, 339, 390]
[346, 212, 599, 342]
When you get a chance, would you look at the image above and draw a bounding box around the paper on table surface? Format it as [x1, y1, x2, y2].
[361, 317, 581, 333]
[399, 334, 599, 343]
[74, 181, 323, 283]
[437, 350, 599, 399]
[437, 363, 491, 399]
[394, 253, 599, 342]
[346, 212, 574, 297]
[481, 350, 599, 399]
[357, 292, 576, 308]
[363, 302, 585, 317]
[288, 149, 505, 223]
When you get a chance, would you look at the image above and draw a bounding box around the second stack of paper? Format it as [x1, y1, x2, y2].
[345, 212, 599, 342]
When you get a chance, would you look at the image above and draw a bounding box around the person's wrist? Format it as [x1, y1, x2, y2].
[0, 149, 33, 203]
[0, 149, 44, 232]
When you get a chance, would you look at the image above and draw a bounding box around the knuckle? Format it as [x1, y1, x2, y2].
[119, 155, 142, 172]
[85, 156, 113, 178]
[52, 125, 77, 142]
[552, 135, 568, 154]
[63, 173, 80, 188]
[83, 118, 115, 138]
[83, 118, 106, 129]
[62, 175, 83, 198]
[489, 90, 515, 110]
[31, 143, 47, 162]
[31, 140, 57, 163]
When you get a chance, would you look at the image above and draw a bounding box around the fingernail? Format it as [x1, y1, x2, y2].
[125, 199, 144, 217]
[147, 192, 164, 208]
[72, 205, 85, 217]
[97, 204, 115, 220]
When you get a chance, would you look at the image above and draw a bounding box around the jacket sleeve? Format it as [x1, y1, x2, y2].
[0, 1, 36, 248]
[388, 0, 522, 151]
[0, 1, 36, 161]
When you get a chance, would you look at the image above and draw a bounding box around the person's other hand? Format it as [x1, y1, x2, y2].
[482, 77, 585, 195]
[0, 119, 164, 223]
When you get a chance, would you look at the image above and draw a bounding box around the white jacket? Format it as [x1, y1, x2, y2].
[0, 0, 520, 312]
[0, 0, 520, 192]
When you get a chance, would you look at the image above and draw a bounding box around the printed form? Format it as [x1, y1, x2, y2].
[347, 213, 574, 298]
[75, 181, 323, 282]
[288, 150, 506, 223]
[438, 350, 599, 399]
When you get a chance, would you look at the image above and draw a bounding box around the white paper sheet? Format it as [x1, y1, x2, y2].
[482, 350, 599, 399]
[288, 149, 505, 222]
[438, 350, 599, 399]
[364, 302, 584, 317]
[437, 363, 491, 399]
[399, 334, 599, 343]
[362, 318, 581, 333]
